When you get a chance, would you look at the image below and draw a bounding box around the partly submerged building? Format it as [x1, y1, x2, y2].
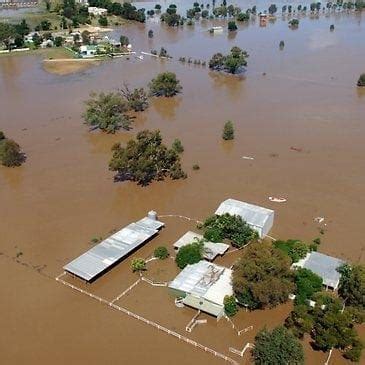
[173, 231, 230, 261]
[292, 251, 345, 290]
[215, 198, 274, 238]
[64, 212, 164, 282]
[169, 261, 233, 319]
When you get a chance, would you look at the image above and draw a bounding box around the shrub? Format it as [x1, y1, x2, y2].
[131, 258, 146, 272]
[289, 18, 299, 28]
[149, 72, 182, 97]
[148, 29, 154, 38]
[279, 40, 285, 49]
[172, 138, 184, 153]
[228, 21, 237, 31]
[192, 164, 200, 170]
[154, 246, 169, 259]
[0, 131, 5, 140]
[98, 16, 108, 26]
[0, 139, 25, 167]
[175, 241, 203, 269]
[237, 12, 249, 21]
[119, 35, 129, 46]
[222, 121, 234, 140]
[330, 24, 335, 31]
[224, 295, 238, 316]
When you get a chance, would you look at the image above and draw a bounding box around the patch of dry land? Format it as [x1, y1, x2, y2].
[43, 58, 101, 75]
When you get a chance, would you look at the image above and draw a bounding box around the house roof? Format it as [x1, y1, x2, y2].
[173, 231, 229, 260]
[64, 216, 164, 281]
[215, 198, 274, 229]
[293, 251, 345, 289]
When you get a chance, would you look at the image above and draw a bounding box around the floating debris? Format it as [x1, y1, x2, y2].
[314, 216, 325, 223]
[269, 197, 287, 203]
[242, 156, 254, 160]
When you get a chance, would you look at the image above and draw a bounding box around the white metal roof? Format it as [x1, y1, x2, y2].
[64, 216, 164, 281]
[169, 261, 232, 306]
[293, 251, 345, 289]
[215, 198, 274, 228]
[173, 231, 229, 260]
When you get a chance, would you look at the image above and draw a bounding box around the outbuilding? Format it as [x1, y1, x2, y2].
[215, 198, 274, 238]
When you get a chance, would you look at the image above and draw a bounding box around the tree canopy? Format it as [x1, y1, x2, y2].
[222, 121, 234, 140]
[273, 239, 309, 263]
[232, 241, 294, 309]
[338, 264, 365, 309]
[294, 268, 323, 305]
[0, 133, 25, 167]
[357, 73, 365, 87]
[253, 326, 304, 365]
[175, 240, 203, 269]
[154, 246, 169, 260]
[149, 72, 182, 97]
[202, 213, 258, 248]
[109, 130, 187, 185]
[209, 47, 249, 74]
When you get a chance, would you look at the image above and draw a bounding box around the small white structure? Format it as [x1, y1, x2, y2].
[215, 199, 274, 238]
[173, 231, 229, 261]
[40, 39, 54, 48]
[80, 45, 97, 57]
[169, 261, 233, 319]
[292, 251, 345, 290]
[88, 6, 107, 16]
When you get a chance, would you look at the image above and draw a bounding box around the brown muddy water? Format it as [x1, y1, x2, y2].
[1, 10, 365, 365]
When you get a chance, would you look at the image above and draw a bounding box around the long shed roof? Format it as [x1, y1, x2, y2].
[215, 198, 274, 228]
[64, 216, 164, 281]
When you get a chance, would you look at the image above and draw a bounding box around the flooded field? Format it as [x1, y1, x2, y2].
[1, 5, 365, 364]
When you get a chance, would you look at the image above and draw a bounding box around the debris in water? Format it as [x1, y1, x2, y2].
[290, 146, 303, 152]
[242, 156, 254, 160]
[314, 217, 325, 223]
[269, 197, 287, 203]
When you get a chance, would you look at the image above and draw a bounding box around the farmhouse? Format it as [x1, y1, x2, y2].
[169, 261, 233, 319]
[173, 231, 229, 261]
[292, 251, 345, 290]
[64, 211, 164, 282]
[215, 198, 274, 238]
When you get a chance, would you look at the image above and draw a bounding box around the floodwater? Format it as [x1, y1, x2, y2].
[1, 7, 365, 365]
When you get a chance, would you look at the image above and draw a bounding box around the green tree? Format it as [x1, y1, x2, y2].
[222, 120, 234, 140]
[232, 241, 294, 309]
[172, 138, 184, 153]
[54, 36, 63, 47]
[131, 258, 146, 272]
[109, 130, 187, 185]
[0, 139, 25, 167]
[175, 241, 203, 269]
[237, 12, 249, 21]
[154, 246, 169, 259]
[227, 21, 237, 31]
[224, 295, 238, 317]
[253, 326, 304, 365]
[294, 268, 323, 305]
[338, 264, 365, 309]
[357, 73, 365, 87]
[119, 35, 129, 46]
[285, 304, 314, 338]
[273, 239, 309, 263]
[0, 23, 16, 50]
[98, 16, 108, 26]
[120, 84, 149, 112]
[149, 72, 182, 97]
[83, 92, 131, 133]
[209, 47, 249, 74]
[268, 4, 278, 14]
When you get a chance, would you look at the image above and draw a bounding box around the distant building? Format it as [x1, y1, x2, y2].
[173, 231, 229, 261]
[88, 6, 107, 16]
[292, 251, 345, 290]
[169, 261, 233, 319]
[215, 198, 274, 238]
[79, 44, 98, 57]
[40, 39, 54, 48]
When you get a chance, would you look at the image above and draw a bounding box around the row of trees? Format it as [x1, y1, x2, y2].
[0, 131, 25, 167]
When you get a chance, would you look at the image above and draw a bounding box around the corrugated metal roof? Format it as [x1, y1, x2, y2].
[173, 231, 229, 260]
[215, 198, 274, 228]
[169, 261, 232, 307]
[64, 217, 164, 281]
[293, 252, 345, 289]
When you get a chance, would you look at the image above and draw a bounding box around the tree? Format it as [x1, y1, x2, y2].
[203, 213, 258, 248]
[83, 92, 131, 133]
[172, 138, 184, 153]
[0, 131, 5, 140]
[237, 12, 249, 21]
[357, 73, 365, 87]
[98, 16, 108, 26]
[109, 130, 187, 185]
[227, 21, 237, 31]
[279, 40, 285, 49]
[338, 264, 365, 309]
[294, 268, 323, 305]
[119, 84, 149, 112]
[161, 12, 181, 26]
[154, 246, 169, 260]
[224, 295, 238, 317]
[81, 30, 90, 44]
[273, 239, 309, 263]
[253, 326, 304, 365]
[119, 35, 129, 46]
[54, 36, 63, 47]
[268, 4, 278, 14]
[285, 304, 314, 338]
[175, 241, 203, 269]
[148, 29, 154, 38]
[232, 241, 294, 309]
[131, 258, 146, 272]
[149, 72, 182, 97]
[0, 23, 16, 50]
[209, 47, 249, 74]
[289, 19, 299, 28]
[0, 138, 25, 167]
[222, 121, 234, 140]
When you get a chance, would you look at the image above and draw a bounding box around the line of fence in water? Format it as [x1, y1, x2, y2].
[56, 275, 238, 365]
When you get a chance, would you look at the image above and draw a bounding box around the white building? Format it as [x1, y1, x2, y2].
[215, 198, 274, 238]
[173, 231, 229, 261]
[79, 45, 97, 57]
[88, 6, 107, 16]
[169, 261, 233, 319]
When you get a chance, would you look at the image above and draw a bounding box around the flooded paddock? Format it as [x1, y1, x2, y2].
[1, 5, 364, 364]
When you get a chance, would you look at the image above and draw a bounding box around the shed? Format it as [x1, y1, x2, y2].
[292, 251, 345, 290]
[173, 231, 229, 261]
[169, 261, 233, 319]
[215, 198, 274, 238]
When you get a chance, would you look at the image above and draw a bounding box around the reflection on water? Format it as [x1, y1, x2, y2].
[152, 96, 182, 120]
